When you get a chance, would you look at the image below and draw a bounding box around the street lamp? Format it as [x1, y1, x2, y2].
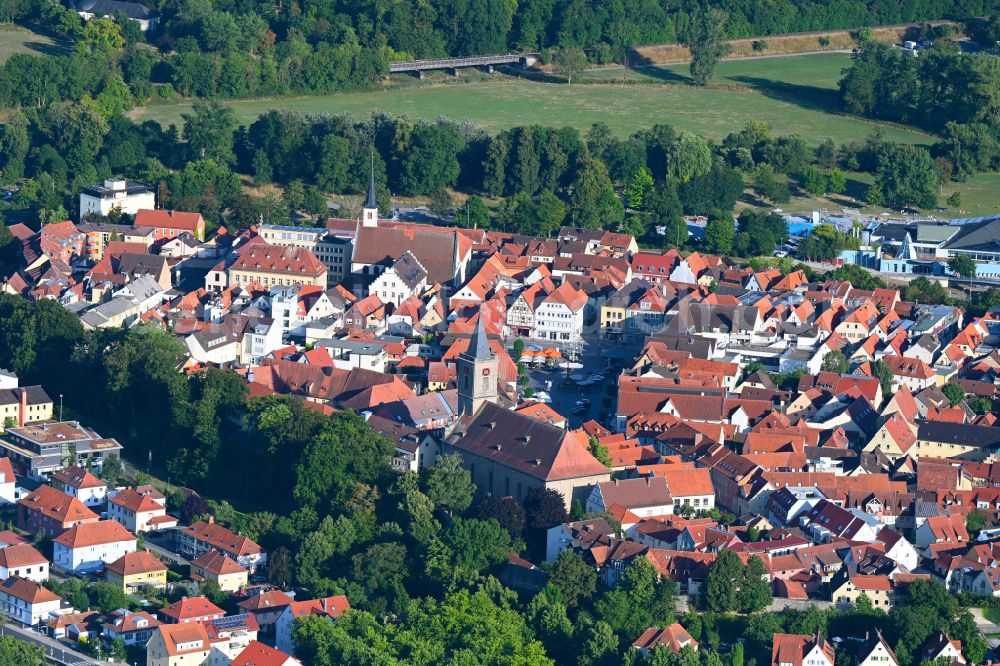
[59, 394, 63, 422]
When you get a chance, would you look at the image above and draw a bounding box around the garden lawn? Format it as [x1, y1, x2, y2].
[0, 23, 68, 63]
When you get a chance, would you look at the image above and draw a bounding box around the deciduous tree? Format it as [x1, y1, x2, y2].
[424, 452, 475, 514]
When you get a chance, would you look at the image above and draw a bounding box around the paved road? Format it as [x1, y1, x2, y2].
[676, 595, 833, 613]
[584, 48, 855, 71]
[969, 607, 1000, 634]
[0, 623, 127, 665]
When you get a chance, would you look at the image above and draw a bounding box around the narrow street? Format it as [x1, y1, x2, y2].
[1, 622, 127, 666]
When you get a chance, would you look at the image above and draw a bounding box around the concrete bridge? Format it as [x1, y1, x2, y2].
[388, 53, 538, 77]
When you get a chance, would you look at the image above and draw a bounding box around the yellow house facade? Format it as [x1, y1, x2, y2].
[190, 550, 248, 593]
[105, 551, 168, 594]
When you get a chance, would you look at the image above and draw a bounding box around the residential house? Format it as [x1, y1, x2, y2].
[108, 487, 177, 533]
[51, 466, 108, 507]
[600, 279, 653, 342]
[232, 641, 302, 666]
[77, 222, 155, 261]
[268, 285, 344, 339]
[177, 518, 266, 573]
[0, 543, 48, 582]
[275, 596, 351, 656]
[0, 576, 63, 626]
[771, 632, 835, 666]
[102, 609, 162, 647]
[799, 500, 881, 544]
[915, 514, 969, 558]
[507, 282, 549, 338]
[202, 613, 260, 665]
[882, 356, 937, 392]
[158, 596, 225, 625]
[134, 209, 206, 242]
[913, 420, 1000, 460]
[342, 294, 387, 335]
[856, 629, 900, 666]
[0, 386, 53, 433]
[147, 623, 210, 666]
[18, 485, 99, 537]
[921, 631, 965, 664]
[513, 401, 567, 429]
[236, 590, 294, 632]
[190, 550, 248, 592]
[369, 251, 427, 308]
[105, 551, 167, 593]
[159, 233, 201, 259]
[52, 520, 137, 573]
[630, 252, 679, 285]
[835, 301, 881, 342]
[656, 467, 716, 513]
[586, 477, 674, 518]
[72, 0, 159, 31]
[831, 573, 928, 609]
[631, 623, 698, 656]
[622, 287, 671, 344]
[534, 283, 588, 343]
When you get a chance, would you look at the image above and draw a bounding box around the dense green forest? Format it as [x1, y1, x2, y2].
[0, 0, 998, 106]
[0, 95, 969, 259]
[839, 38, 1000, 182]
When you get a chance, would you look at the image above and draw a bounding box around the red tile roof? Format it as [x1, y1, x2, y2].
[0, 543, 47, 568]
[51, 466, 105, 490]
[160, 596, 225, 623]
[181, 521, 261, 557]
[106, 551, 166, 576]
[632, 623, 698, 653]
[232, 640, 299, 666]
[192, 549, 247, 576]
[284, 595, 350, 622]
[18, 485, 99, 525]
[135, 209, 204, 232]
[230, 243, 326, 278]
[0, 575, 60, 604]
[54, 520, 136, 549]
[110, 488, 163, 513]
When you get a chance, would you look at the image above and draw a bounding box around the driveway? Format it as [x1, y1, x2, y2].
[141, 529, 190, 567]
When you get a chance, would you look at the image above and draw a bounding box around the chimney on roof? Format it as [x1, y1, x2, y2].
[207, 515, 214, 524]
[18, 387, 26, 428]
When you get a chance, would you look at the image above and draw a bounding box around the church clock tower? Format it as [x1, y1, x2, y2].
[457, 316, 499, 416]
[362, 157, 379, 228]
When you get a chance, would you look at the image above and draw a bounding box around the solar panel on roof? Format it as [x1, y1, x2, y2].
[211, 613, 251, 630]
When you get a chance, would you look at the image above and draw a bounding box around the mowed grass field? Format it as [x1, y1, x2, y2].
[0, 23, 68, 63]
[132, 53, 932, 147]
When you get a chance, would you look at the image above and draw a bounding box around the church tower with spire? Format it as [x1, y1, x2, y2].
[457, 316, 499, 416]
[362, 157, 379, 228]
